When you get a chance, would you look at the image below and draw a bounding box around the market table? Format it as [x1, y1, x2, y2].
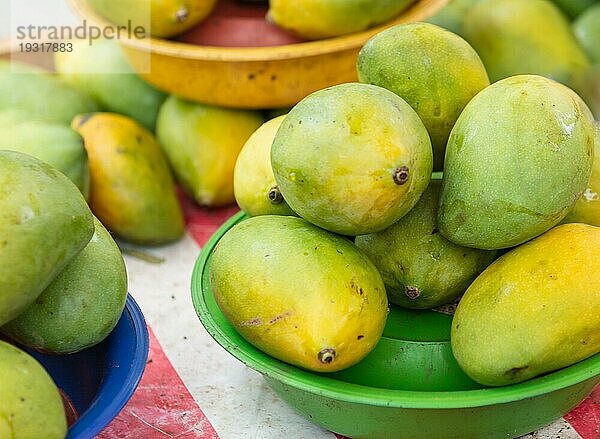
[92, 194, 599, 439]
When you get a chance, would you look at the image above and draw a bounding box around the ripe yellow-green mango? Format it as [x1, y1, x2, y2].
[2, 217, 127, 354]
[357, 22, 489, 170]
[551, 0, 598, 18]
[72, 113, 184, 245]
[0, 61, 98, 125]
[439, 75, 595, 249]
[234, 116, 295, 217]
[210, 215, 388, 372]
[267, 0, 416, 40]
[0, 341, 66, 439]
[462, 0, 590, 87]
[55, 39, 167, 131]
[156, 96, 264, 206]
[0, 110, 89, 197]
[271, 83, 432, 236]
[563, 123, 600, 225]
[88, 0, 217, 38]
[0, 151, 94, 326]
[573, 4, 600, 64]
[426, 0, 485, 35]
[355, 179, 496, 309]
[452, 223, 600, 386]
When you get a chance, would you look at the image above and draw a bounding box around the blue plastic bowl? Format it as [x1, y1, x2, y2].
[26, 294, 149, 439]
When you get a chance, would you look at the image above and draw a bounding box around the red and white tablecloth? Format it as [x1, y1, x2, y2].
[96, 196, 600, 439]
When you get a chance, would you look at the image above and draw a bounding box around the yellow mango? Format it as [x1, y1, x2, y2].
[72, 113, 184, 245]
[452, 223, 600, 386]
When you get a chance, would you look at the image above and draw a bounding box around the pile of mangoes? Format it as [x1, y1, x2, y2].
[215, 15, 600, 387]
[1, 0, 599, 435]
[0, 150, 128, 438]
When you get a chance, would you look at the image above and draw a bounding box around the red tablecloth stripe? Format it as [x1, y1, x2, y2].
[98, 326, 220, 439]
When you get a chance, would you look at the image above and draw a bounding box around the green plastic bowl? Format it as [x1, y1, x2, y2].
[191, 212, 600, 439]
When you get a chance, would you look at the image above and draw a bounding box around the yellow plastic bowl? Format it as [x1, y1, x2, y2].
[69, 0, 447, 108]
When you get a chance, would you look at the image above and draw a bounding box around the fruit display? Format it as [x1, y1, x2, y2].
[2, 0, 600, 436]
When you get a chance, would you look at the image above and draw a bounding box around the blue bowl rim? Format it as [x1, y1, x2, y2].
[191, 211, 600, 410]
[67, 294, 149, 438]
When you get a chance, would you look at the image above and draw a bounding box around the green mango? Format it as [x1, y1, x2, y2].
[88, 0, 217, 38]
[0, 341, 66, 438]
[0, 151, 94, 325]
[462, 0, 590, 87]
[267, 0, 416, 40]
[271, 83, 433, 236]
[2, 217, 127, 354]
[156, 96, 264, 206]
[54, 39, 167, 131]
[572, 65, 600, 119]
[0, 61, 98, 125]
[0, 110, 89, 197]
[573, 4, 600, 64]
[439, 75, 595, 250]
[210, 215, 388, 372]
[425, 0, 485, 35]
[452, 223, 600, 386]
[233, 116, 295, 217]
[357, 22, 489, 170]
[563, 123, 600, 225]
[355, 179, 496, 309]
[551, 0, 598, 18]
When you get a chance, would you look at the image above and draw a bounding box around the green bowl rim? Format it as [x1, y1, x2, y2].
[191, 211, 600, 409]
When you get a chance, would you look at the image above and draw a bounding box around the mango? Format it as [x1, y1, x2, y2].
[439, 75, 595, 250]
[452, 223, 600, 386]
[3, 217, 128, 354]
[426, 0, 485, 35]
[271, 83, 432, 236]
[210, 215, 388, 372]
[234, 116, 295, 217]
[357, 22, 489, 170]
[573, 4, 600, 64]
[551, 0, 598, 18]
[72, 113, 184, 245]
[156, 96, 264, 206]
[0, 341, 66, 438]
[462, 0, 590, 87]
[55, 39, 167, 131]
[573, 65, 600, 120]
[0, 151, 94, 326]
[267, 0, 416, 40]
[89, 0, 217, 38]
[355, 179, 496, 309]
[0, 61, 98, 125]
[0, 110, 89, 197]
[563, 123, 600, 225]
